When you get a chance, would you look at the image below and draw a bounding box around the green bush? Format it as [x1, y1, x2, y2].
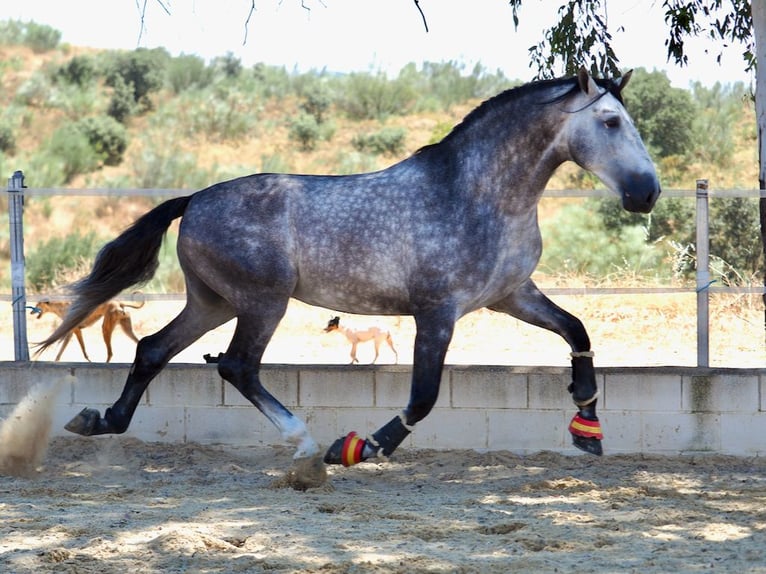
[339, 72, 415, 120]
[46, 123, 100, 182]
[211, 52, 242, 79]
[56, 55, 97, 86]
[128, 131, 218, 189]
[107, 74, 136, 123]
[77, 116, 128, 166]
[27, 230, 103, 291]
[166, 54, 214, 94]
[23, 21, 61, 53]
[0, 121, 15, 154]
[351, 127, 406, 156]
[289, 113, 334, 151]
[300, 83, 333, 124]
[105, 48, 166, 111]
[539, 201, 665, 278]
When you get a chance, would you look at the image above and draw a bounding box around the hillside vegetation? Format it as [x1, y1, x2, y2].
[0, 20, 760, 295]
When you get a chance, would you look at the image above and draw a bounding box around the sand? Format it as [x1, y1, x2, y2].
[1, 438, 765, 573]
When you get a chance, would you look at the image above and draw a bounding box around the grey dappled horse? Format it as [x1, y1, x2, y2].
[41, 69, 660, 466]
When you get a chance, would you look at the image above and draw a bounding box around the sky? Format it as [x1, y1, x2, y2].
[1, 0, 754, 89]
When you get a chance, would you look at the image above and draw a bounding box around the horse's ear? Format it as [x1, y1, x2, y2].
[615, 69, 633, 93]
[577, 67, 599, 95]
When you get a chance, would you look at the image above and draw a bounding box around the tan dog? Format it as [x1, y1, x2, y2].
[324, 316, 398, 364]
[31, 296, 145, 362]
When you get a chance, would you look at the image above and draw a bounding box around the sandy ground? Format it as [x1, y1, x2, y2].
[2, 293, 766, 572]
[1, 438, 765, 573]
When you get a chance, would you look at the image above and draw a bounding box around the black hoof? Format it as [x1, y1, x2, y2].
[323, 436, 347, 465]
[64, 407, 102, 436]
[572, 434, 603, 456]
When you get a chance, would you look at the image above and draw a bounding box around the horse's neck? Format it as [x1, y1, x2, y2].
[447, 98, 567, 210]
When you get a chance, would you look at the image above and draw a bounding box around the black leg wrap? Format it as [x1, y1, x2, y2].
[568, 355, 597, 405]
[371, 415, 412, 457]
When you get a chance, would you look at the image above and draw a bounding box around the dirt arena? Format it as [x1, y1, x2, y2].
[2, 293, 766, 572]
[0, 437, 765, 573]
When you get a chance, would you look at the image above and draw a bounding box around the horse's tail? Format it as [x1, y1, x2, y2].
[36, 196, 192, 354]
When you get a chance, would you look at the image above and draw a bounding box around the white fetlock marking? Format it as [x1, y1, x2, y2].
[570, 350, 595, 359]
[574, 390, 600, 407]
[274, 413, 319, 459]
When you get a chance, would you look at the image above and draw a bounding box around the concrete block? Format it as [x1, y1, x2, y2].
[185, 406, 275, 445]
[599, 411, 642, 454]
[299, 368, 374, 407]
[528, 371, 575, 409]
[126, 406, 187, 442]
[149, 368, 222, 407]
[682, 374, 759, 413]
[641, 412, 720, 453]
[71, 366, 134, 406]
[451, 368, 527, 409]
[375, 369, 448, 409]
[720, 413, 766, 456]
[487, 410, 567, 453]
[603, 372, 682, 411]
[413, 408, 487, 450]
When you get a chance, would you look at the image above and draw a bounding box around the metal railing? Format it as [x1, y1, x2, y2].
[6, 170, 766, 366]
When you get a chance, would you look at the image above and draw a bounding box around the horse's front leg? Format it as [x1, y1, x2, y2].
[325, 310, 454, 466]
[489, 279, 603, 456]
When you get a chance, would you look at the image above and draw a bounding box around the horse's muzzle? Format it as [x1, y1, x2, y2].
[621, 172, 661, 214]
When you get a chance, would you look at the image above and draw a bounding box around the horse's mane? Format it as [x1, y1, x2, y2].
[416, 75, 625, 155]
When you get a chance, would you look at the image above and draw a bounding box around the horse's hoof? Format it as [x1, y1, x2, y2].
[572, 434, 603, 456]
[324, 431, 369, 466]
[64, 407, 101, 436]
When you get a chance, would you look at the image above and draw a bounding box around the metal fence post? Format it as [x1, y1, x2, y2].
[8, 169, 29, 361]
[695, 179, 710, 367]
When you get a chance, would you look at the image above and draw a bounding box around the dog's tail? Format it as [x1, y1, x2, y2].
[36, 196, 191, 354]
[121, 290, 147, 311]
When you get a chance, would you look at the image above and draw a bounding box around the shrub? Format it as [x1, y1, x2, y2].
[77, 116, 128, 166]
[289, 113, 321, 151]
[212, 52, 242, 79]
[27, 230, 103, 291]
[351, 127, 406, 156]
[46, 123, 100, 182]
[339, 72, 415, 120]
[166, 53, 214, 94]
[22, 21, 61, 53]
[105, 48, 166, 111]
[300, 83, 333, 124]
[56, 55, 96, 86]
[107, 74, 136, 123]
[0, 121, 15, 154]
[539, 201, 665, 278]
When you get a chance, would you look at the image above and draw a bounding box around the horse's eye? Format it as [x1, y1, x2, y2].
[604, 116, 620, 129]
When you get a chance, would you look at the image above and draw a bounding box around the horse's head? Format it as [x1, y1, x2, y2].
[565, 68, 661, 214]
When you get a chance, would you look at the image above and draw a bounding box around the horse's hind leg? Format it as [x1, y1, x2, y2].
[325, 309, 454, 466]
[65, 298, 234, 436]
[489, 279, 602, 456]
[217, 305, 319, 459]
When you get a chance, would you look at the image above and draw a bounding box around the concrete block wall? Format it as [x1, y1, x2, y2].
[1, 362, 765, 456]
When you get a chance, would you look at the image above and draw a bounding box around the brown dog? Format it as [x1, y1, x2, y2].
[324, 316, 398, 364]
[31, 296, 145, 362]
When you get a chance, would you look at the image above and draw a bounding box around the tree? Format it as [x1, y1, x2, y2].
[623, 68, 695, 158]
